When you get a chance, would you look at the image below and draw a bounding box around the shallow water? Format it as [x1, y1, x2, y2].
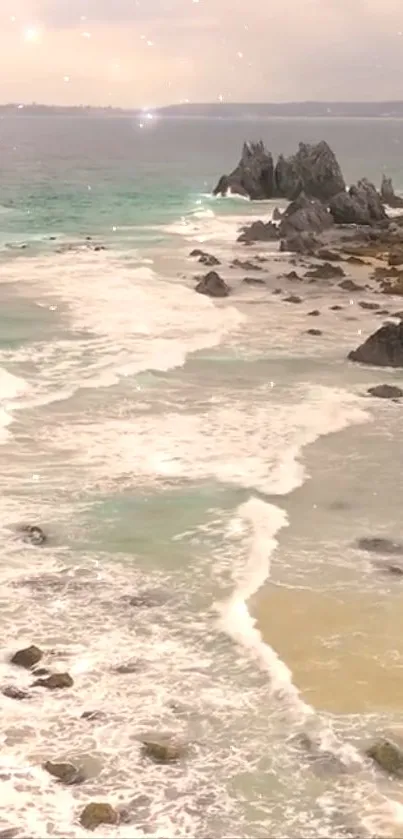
[1, 116, 403, 838]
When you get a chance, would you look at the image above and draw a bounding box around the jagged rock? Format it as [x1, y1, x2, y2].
[213, 141, 275, 199]
[367, 384, 403, 399]
[279, 193, 332, 238]
[357, 537, 403, 555]
[140, 736, 185, 764]
[306, 329, 323, 336]
[33, 672, 74, 690]
[380, 175, 403, 208]
[358, 301, 381, 310]
[2, 686, 29, 701]
[237, 219, 279, 243]
[195, 271, 230, 298]
[330, 180, 387, 225]
[284, 295, 302, 304]
[367, 739, 403, 777]
[308, 310, 320, 316]
[339, 279, 363, 291]
[305, 262, 345, 280]
[242, 277, 265, 285]
[43, 761, 85, 785]
[79, 803, 118, 831]
[17, 525, 47, 546]
[280, 233, 321, 255]
[11, 645, 43, 669]
[275, 141, 345, 201]
[349, 321, 403, 367]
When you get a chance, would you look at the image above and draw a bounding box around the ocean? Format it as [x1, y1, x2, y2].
[1, 114, 403, 838]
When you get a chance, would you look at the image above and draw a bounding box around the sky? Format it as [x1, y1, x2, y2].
[1, 0, 403, 106]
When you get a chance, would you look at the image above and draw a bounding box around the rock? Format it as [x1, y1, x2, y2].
[242, 277, 265, 285]
[11, 645, 43, 670]
[377, 562, 403, 576]
[348, 322, 403, 367]
[272, 207, 283, 221]
[330, 305, 343, 311]
[284, 295, 302, 304]
[380, 175, 403, 208]
[213, 140, 275, 199]
[231, 258, 262, 271]
[367, 739, 403, 777]
[195, 271, 230, 298]
[140, 736, 185, 764]
[114, 661, 141, 674]
[18, 525, 46, 546]
[0, 829, 20, 839]
[279, 193, 332, 238]
[79, 803, 118, 831]
[275, 141, 345, 201]
[316, 248, 343, 261]
[308, 310, 320, 316]
[94, 245, 106, 252]
[358, 301, 381, 310]
[306, 329, 323, 336]
[305, 262, 345, 280]
[388, 249, 403, 267]
[284, 270, 301, 281]
[339, 279, 363, 291]
[346, 255, 368, 265]
[2, 686, 29, 701]
[237, 220, 279, 243]
[280, 232, 321, 255]
[330, 179, 387, 225]
[381, 277, 403, 296]
[367, 384, 403, 399]
[81, 710, 105, 721]
[356, 537, 403, 555]
[43, 761, 85, 785]
[189, 249, 220, 266]
[33, 672, 74, 690]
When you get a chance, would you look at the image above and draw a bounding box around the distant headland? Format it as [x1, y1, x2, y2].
[3, 102, 403, 118]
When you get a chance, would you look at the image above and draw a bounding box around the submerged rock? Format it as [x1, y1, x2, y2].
[284, 295, 302, 304]
[33, 672, 74, 690]
[79, 803, 118, 831]
[358, 301, 381, 310]
[43, 761, 85, 785]
[307, 309, 320, 316]
[356, 537, 403, 555]
[367, 384, 403, 399]
[11, 645, 43, 670]
[195, 271, 230, 298]
[189, 249, 220, 266]
[367, 739, 403, 777]
[348, 322, 403, 367]
[242, 276, 265, 285]
[140, 735, 185, 764]
[339, 279, 363, 291]
[2, 686, 30, 701]
[18, 525, 47, 546]
[306, 329, 323, 336]
[380, 175, 403, 209]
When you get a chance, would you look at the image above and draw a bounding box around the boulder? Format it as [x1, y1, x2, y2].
[79, 803, 118, 831]
[237, 220, 279, 243]
[213, 141, 275, 199]
[380, 175, 403, 208]
[348, 322, 403, 367]
[330, 180, 387, 226]
[367, 384, 403, 399]
[140, 735, 185, 764]
[279, 193, 332, 238]
[18, 525, 46, 546]
[304, 262, 345, 280]
[43, 761, 85, 785]
[275, 141, 345, 201]
[367, 739, 403, 777]
[2, 686, 29, 701]
[11, 645, 43, 669]
[195, 271, 230, 298]
[33, 672, 74, 690]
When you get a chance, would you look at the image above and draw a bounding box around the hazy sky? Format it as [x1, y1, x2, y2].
[1, 0, 403, 106]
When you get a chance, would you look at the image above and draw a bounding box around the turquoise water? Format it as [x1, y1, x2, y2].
[1, 116, 403, 838]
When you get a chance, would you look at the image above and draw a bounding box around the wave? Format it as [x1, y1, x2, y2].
[0, 368, 29, 444]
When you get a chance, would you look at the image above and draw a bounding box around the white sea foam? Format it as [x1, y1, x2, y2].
[0, 367, 29, 443]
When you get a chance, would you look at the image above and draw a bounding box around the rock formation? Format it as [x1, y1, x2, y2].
[279, 193, 333, 238]
[214, 140, 345, 201]
[237, 220, 279, 243]
[381, 175, 403, 208]
[348, 322, 403, 367]
[195, 271, 230, 297]
[329, 179, 387, 225]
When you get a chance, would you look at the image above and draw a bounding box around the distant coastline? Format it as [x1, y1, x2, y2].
[3, 101, 403, 118]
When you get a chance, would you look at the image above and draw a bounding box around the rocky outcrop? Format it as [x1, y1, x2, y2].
[237, 220, 279, 243]
[11, 645, 43, 669]
[279, 193, 333, 238]
[213, 141, 275, 199]
[348, 322, 403, 367]
[329, 179, 387, 225]
[79, 803, 118, 831]
[213, 140, 345, 201]
[381, 175, 403, 208]
[195, 271, 230, 298]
